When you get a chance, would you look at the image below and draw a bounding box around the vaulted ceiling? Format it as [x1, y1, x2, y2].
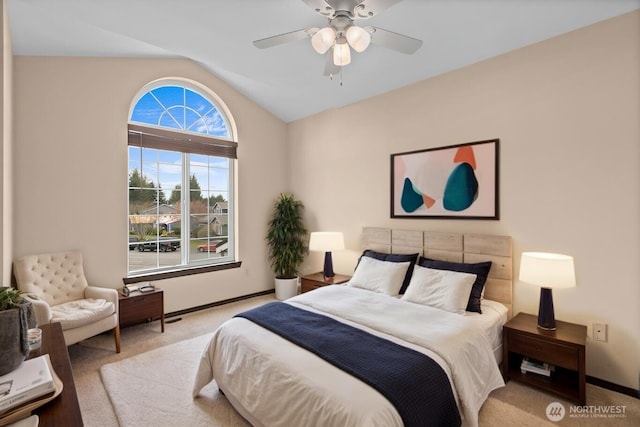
[7, 0, 639, 122]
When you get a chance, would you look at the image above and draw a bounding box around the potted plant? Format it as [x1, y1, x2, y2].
[266, 193, 307, 300]
[0, 287, 34, 375]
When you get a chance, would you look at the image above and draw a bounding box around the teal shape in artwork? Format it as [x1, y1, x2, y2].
[401, 178, 424, 213]
[443, 163, 478, 211]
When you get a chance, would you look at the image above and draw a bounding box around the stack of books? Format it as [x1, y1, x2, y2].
[0, 355, 57, 419]
[520, 357, 554, 378]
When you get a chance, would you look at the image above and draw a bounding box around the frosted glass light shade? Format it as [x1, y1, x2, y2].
[346, 25, 371, 52]
[311, 27, 336, 54]
[333, 41, 351, 66]
[309, 232, 344, 252]
[519, 252, 576, 289]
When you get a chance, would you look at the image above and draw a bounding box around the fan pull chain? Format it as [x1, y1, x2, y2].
[328, 70, 344, 87]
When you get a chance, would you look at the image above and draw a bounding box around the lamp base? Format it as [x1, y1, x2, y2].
[323, 251, 335, 278]
[537, 287, 557, 330]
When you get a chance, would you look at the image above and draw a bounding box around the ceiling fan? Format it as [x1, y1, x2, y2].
[253, 0, 423, 75]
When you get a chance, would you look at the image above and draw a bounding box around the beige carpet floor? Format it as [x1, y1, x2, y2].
[68, 294, 639, 426]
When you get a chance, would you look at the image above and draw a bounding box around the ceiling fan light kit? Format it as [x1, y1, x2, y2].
[313, 22, 369, 65]
[254, 0, 422, 74]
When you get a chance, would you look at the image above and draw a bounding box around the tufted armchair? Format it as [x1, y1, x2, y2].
[13, 251, 120, 353]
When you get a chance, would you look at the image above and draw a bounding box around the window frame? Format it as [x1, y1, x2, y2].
[127, 81, 239, 279]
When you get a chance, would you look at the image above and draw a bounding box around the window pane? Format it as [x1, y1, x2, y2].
[185, 109, 201, 131]
[190, 166, 209, 191]
[130, 93, 164, 125]
[158, 162, 181, 200]
[190, 153, 208, 165]
[158, 111, 182, 129]
[151, 86, 183, 110]
[202, 110, 229, 137]
[141, 147, 158, 162]
[185, 89, 210, 114]
[209, 166, 229, 191]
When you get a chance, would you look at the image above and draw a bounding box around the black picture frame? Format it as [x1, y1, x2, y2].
[390, 139, 499, 220]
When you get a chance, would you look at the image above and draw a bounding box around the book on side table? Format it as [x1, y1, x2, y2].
[0, 354, 63, 426]
[520, 357, 555, 378]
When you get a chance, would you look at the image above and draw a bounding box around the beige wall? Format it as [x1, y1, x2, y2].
[12, 57, 288, 312]
[1, 0, 13, 284]
[288, 11, 640, 390]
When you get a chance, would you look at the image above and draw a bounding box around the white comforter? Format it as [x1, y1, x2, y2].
[193, 285, 504, 427]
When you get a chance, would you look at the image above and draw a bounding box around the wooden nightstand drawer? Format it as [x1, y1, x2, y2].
[300, 272, 351, 293]
[508, 332, 578, 370]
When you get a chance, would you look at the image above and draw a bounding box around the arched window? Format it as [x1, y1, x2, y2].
[127, 81, 237, 277]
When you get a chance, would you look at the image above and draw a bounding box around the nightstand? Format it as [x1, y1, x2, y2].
[503, 312, 586, 405]
[300, 272, 351, 293]
[118, 288, 165, 332]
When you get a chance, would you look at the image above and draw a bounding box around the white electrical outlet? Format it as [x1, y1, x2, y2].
[593, 323, 608, 342]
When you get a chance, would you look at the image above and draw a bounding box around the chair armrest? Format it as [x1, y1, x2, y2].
[23, 295, 52, 326]
[85, 286, 119, 314]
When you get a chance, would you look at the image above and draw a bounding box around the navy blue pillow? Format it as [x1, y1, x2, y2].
[417, 257, 492, 313]
[361, 250, 419, 294]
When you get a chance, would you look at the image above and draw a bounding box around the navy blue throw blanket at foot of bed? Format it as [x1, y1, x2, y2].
[235, 301, 461, 427]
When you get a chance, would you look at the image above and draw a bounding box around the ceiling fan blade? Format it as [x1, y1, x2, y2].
[253, 28, 317, 49]
[303, 0, 403, 19]
[366, 26, 422, 54]
[323, 47, 342, 76]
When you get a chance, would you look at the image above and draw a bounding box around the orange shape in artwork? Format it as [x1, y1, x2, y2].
[454, 146, 476, 170]
[423, 194, 436, 208]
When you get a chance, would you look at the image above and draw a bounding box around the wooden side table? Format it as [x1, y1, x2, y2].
[32, 322, 83, 426]
[503, 312, 586, 405]
[118, 288, 165, 332]
[300, 272, 351, 293]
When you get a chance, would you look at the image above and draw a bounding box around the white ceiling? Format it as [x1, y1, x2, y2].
[7, 0, 639, 122]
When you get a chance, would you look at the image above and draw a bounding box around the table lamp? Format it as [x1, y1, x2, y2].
[308, 232, 344, 278]
[519, 252, 576, 330]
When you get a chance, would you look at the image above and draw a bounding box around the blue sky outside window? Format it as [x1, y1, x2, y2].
[131, 86, 229, 137]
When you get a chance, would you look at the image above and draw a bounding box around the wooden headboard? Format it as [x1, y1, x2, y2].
[361, 227, 513, 317]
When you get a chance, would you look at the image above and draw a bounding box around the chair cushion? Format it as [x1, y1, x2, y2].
[51, 298, 115, 330]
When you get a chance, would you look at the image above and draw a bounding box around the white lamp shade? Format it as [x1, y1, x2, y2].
[311, 27, 336, 54]
[333, 41, 351, 66]
[346, 25, 371, 53]
[309, 232, 344, 252]
[519, 252, 576, 289]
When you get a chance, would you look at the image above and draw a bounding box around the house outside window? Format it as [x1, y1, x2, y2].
[127, 80, 237, 276]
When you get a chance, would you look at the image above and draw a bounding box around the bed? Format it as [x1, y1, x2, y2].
[193, 228, 513, 427]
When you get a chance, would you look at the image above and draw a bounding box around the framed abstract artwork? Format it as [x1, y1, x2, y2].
[391, 139, 499, 219]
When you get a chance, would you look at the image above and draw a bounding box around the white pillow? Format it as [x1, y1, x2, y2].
[347, 256, 410, 296]
[401, 265, 476, 314]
